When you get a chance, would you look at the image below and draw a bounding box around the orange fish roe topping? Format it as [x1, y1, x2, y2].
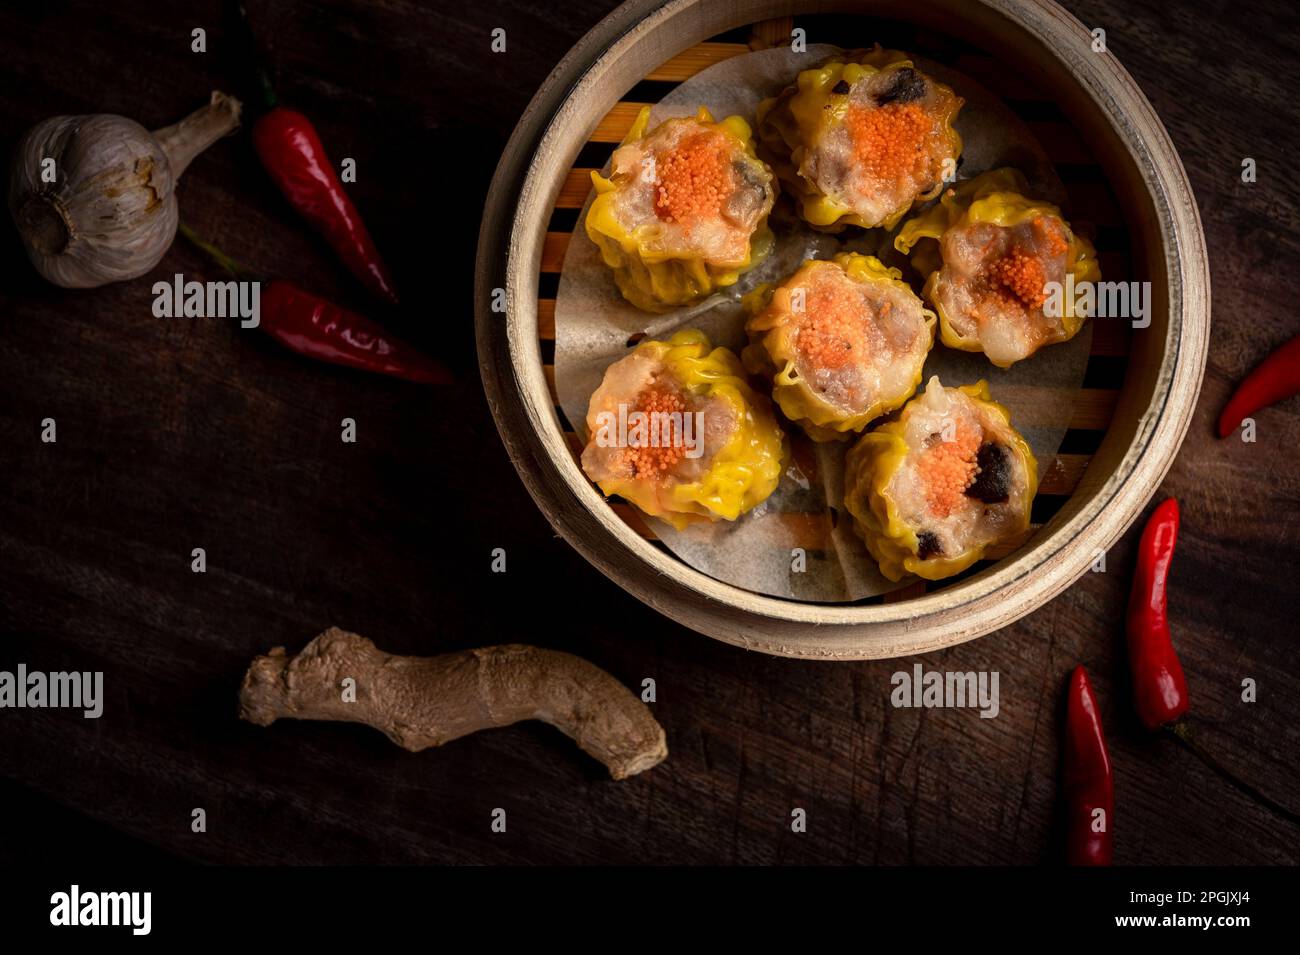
[653, 132, 732, 225]
[918, 423, 981, 518]
[792, 276, 872, 371]
[845, 103, 932, 185]
[622, 386, 689, 478]
[990, 249, 1048, 309]
[1033, 215, 1070, 257]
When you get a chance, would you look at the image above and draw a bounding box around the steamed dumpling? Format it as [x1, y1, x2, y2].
[585, 107, 776, 312]
[742, 253, 936, 440]
[844, 375, 1038, 581]
[756, 47, 963, 230]
[895, 168, 1101, 367]
[581, 330, 787, 529]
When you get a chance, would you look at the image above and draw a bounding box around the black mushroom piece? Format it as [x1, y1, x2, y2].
[722, 160, 768, 224]
[965, 442, 1013, 504]
[831, 80, 851, 95]
[917, 530, 943, 560]
[875, 67, 926, 106]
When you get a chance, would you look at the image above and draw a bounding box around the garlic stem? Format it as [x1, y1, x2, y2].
[152, 91, 242, 180]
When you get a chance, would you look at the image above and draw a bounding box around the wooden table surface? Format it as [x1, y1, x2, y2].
[1, 0, 1297, 865]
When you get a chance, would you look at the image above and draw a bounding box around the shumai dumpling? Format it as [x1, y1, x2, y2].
[585, 106, 777, 312]
[742, 253, 936, 441]
[844, 375, 1037, 581]
[580, 330, 787, 529]
[895, 168, 1101, 368]
[756, 46, 963, 230]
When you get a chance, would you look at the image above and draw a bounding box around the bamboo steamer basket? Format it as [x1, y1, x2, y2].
[474, 0, 1210, 659]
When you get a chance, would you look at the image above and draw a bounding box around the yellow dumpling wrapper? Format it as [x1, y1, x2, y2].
[585, 107, 776, 312]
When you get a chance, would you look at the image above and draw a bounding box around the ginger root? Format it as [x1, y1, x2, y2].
[238, 628, 667, 779]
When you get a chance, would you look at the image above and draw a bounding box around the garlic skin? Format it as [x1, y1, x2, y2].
[8, 91, 241, 289]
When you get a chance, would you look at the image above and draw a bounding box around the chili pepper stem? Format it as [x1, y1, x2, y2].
[1165, 721, 1300, 827]
[230, 0, 279, 113]
[176, 223, 261, 281]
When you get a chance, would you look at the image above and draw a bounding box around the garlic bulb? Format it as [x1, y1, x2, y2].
[8, 91, 242, 288]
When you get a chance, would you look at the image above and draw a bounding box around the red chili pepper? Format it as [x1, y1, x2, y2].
[177, 224, 448, 384]
[234, 1, 399, 305]
[252, 109, 400, 306]
[1063, 666, 1114, 866]
[1120, 498, 1300, 826]
[260, 280, 448, 383]
[1125, 498, 1189, 731]
[1217, 333, 1300, 437]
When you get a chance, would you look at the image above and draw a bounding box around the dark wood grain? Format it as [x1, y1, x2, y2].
[1, 0, 1297, 865]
